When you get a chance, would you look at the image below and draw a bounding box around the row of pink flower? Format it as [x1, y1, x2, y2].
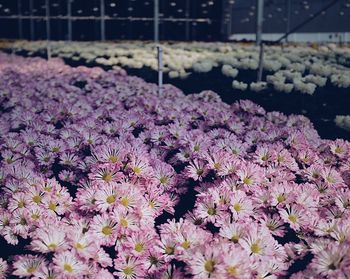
[0, 52, 350, 278]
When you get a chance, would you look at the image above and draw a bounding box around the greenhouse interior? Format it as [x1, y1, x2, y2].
[0, 0, 350, 278]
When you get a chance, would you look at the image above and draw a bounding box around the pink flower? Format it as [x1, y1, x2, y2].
[13, 254, 46, 278]
[95, 182, 120, 212]
[261, 213, 286, 237]
[114, 256, 145, 279]
[229, 190, 254, 220]
[53, 251, 87, 278]
[184, 159, 209, 181]
[219, 221, 248, 243]
[188, 245, 224, 279]
[0, 258, 8, 279]
[221, 245, 251, 278]
[30, 226, 67, 253]
[269, 181, 297, 207]
[239, 224, 276, 257]
[237, 162, 264, 187]
[310, 242, 350, 278]
[90, 213, 118, 246]
[279, 204, 310, 231]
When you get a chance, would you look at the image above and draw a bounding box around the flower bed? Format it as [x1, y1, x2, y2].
[2, 41, 350, 141]
[1, 53, 350, 278]
[3, 41, 350, 93]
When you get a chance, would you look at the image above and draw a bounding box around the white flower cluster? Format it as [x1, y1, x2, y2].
[232, 80, 248, 91]
[335, 115, 350, 132]
[3, 40, 350, 94]
[221, 65, 239, 78]
[250, 81, 268, 92]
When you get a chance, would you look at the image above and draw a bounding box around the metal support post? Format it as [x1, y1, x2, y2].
[154, 0, 159, 42]
[256, 0, 264, 46]
[257, 43, 264, 82]
[157, 46, 163, 94]
[100, 0, 105, 41]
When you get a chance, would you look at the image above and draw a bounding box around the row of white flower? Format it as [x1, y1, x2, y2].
[3, 40, 350, 94]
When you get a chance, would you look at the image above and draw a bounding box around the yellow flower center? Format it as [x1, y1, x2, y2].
[31, 213, 40, 220]
[326, 176, 335, 184]
[213, 163, 221, 170]
[181, 240, 191, 249]
[149, 200, 156, 209]
[27, 267, 37, 274]
[288, 214, 298, 223]
[243, 177, 252, 185]
[32, 195, 42, 204]
[75, 242, 84, 250]
[18, 200, 26, 208]
[261, 155, 268, 161]
[277, 155, 285, 162]
[109, 155, 118, 163]
[227, 266, 238, 276]
[64, 263, 73, 273]
[165, 246, 175, 255]
[102, 172, 113, 182]
[277, 194, 286, 203]
[230, 235, 240, 243]
[207, 207, 216, 216]
[251, 242, 262, 254]
[123, 266, 134, 276]
[48, 202, 57, 211]
[334, 147, 343, 154]
[233, 203, 242, 212]
[194, 144, 200, 152]
[102, 225, 113, 235]
[48, 243, 57, 250]
[134, 243, 144, 252]
[204, 260, 215, 273]
[106, 195, 116, 204]
[133, 166, 142, 175]
[196, 168, 204, 176]
[20, 217, 27, 226]
[159, 176, 168, 184]
[120, 218, 128, 227]
[121, 197, 129, 207]
[44, 186, 52, 192]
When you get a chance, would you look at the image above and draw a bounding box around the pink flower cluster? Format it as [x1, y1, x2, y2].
[0, 53, 350, 278]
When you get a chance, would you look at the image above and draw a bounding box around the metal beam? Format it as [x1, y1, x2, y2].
[100, 0, 105, 41]
[154, 0, 159, 42]
[0, 15, 211, 22]
[256, 0, 264, 45]
[276, 0, 340, 43]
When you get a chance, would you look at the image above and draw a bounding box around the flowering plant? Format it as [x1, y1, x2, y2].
[0, 53, 350, 278]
